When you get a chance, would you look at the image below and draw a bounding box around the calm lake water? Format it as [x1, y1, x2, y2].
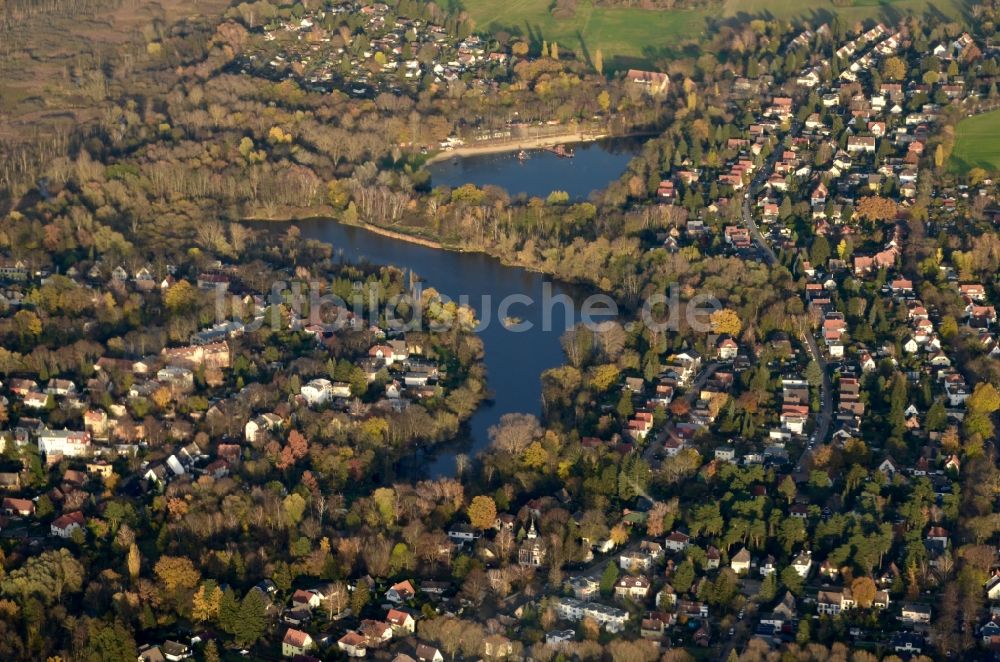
[426, 137, 647, 200]
[292, 219, 610, 479]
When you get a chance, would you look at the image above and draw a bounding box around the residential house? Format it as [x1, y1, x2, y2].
[545, 629, 575, 646]
[1, 497, 34, 516]
[818, 589, 853, 616]
[731, 547, 752, 574]
[359, 619, 393, 646]
[624, 69, 670, 95]
[665, 531, 690, 552]
[890, 632, 924, 655]
[791, 550, 813, 578]
[986, 573, 1000, 600]
[50, 511, 85, 538]
[568, 576, 600, 601]
[619, 550, 653, 573]
[717, 337, 739, 360]
[555, 597, 629, 633]
[386, 580, 416, 603]
[614, 575, 651, 601]
[161, 641, 191, 661]
[245, 413, 282, 442]
[300, 378, 334, 406]
[901, 603, 932, 625]
[281, 628, 313, 657]
[415, 643, 444, 662]
[336, 631, 366, 658]
[38, 429, 92, 457]
[386, 608, 416, 634]
[847, 136, 877, 153]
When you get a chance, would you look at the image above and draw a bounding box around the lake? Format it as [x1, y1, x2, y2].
[426, 137, 647, 200]
[293, 219, 611, 479]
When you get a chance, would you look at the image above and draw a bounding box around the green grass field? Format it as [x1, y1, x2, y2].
[462, 0, 710, 70]
[461, 0, 971, 70]
[720, 0, 969, 22]
[950, 109, 1000, 173]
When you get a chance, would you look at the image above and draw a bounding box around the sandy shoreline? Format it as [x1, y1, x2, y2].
[424, 131, 610, 164]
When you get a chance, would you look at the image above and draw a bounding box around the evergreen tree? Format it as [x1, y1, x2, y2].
[218, 588, 240, 635]
[204, 640, 220, 662]
[673, 559, 695, 593]
[616, 390, 634, 419]
[600, 561, 619, 596]
[233, 589, 267, 647]
[809, 235, 830, 267]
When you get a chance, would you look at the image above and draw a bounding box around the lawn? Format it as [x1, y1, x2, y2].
[461, 0, 711, 70]
[720, 0, 970, 22]
[460, 0, 972, 70]
[950, 109, 1000, 173]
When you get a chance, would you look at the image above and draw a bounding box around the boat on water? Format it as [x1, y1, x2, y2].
[517, 149, 528, 161]
[545, 144, 575, 158]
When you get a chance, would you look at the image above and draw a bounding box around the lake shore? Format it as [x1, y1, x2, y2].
[424, 131, 609, 164]
[245, 212, 576, 280]
[244, 210, 454, 251]
[424, 129, 660, 164]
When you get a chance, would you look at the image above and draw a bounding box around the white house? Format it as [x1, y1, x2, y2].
[245, 413, 282, 442]
[50, 511, 85, 538]
[791, 550, 813, 578]
[38, 429, 92, 457]
[730, 547, 751, 574]
[281, 628, 313, 657]
[300, 378, 334, 406]
[665, 531, 690, 552]
[555, 597, 629, 633]
[336, 631, 365, 658]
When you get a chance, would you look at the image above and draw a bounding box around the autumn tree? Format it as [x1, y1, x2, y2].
[609, 522, 629, 546]
[489, 413, 541, 454]
[126, 543, 140, 585]
[647, 501, 671, 537]
[710, 308, 742, 336]
[12, 310, 41, 342]
[192, 580, 222, 622]
[164, 280, 198, 313]
[467, 495, 498, 530]
[153, 556, 200, 592]
[851, 575, 877, 607]
[855, 196, 898, 222]
[882, 56, 906, 80]
[778, 474, 797, 505]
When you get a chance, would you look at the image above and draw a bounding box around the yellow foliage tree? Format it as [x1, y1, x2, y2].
[710, 308, 742, 337]
[467, 495, 497, 530]
[154, 555, 200, 592]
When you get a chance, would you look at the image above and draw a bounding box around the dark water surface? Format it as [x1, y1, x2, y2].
[426, 137, 647, 200]
[294, 219, 607, 479]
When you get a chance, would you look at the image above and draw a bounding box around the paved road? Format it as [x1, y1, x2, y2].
[796, 331, 832, 482]
[717, 607, 753, 662]
[737, 121, 831, 483]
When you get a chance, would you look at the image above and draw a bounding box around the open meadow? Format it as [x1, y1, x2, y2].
[950, 109, 1000, 173]
[461, 0, 973, 69]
